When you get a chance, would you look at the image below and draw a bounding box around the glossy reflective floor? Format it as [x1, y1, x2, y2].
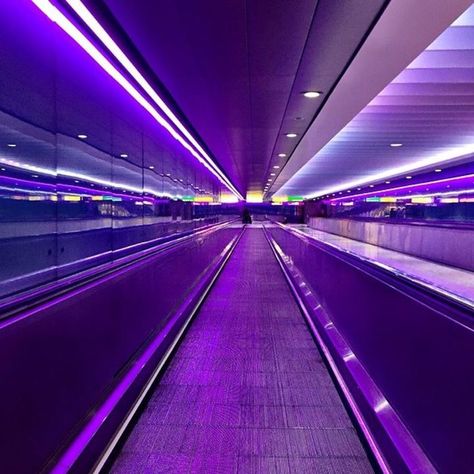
[111, 228, 373, 473]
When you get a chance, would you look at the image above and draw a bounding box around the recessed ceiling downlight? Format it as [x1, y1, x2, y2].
[302, 91, 321, 98]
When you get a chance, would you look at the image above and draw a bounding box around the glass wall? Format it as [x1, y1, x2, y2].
[0, 1, 226, 299]
[306, 160, 474, 225]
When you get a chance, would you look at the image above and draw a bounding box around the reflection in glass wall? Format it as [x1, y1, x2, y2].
[0, 1, 228, 299]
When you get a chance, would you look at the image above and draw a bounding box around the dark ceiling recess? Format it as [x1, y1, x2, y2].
[99, 0, 387, 194]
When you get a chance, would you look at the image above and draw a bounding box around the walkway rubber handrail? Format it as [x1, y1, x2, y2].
[48, 227, 246, 474]
[0, 218, 237, 320]
[276, 222, 474, 314]
[263, 223, 436, 474]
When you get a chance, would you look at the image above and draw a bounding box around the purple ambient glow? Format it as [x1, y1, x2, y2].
[0, 173, 164, 205]
[48, 230, 238, 473]
[31, 0, 242, 200]
[63, 0, 240, 199]
[327, 173, 474, 202]
[275, 4, 474, 200]
[0, 156, 190, 200]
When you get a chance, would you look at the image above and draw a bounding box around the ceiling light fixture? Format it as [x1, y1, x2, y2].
[278, 153, 287, 158]
[270, 173, 276, 176]
[33, 0, 242, 200]
[406, 176, 412, 179]
[298, 145, 474, 200]
[390, 143, 403, 147]
[149, 165, 154, 170]
[273, 165, 280, 169]
[77, 134, 88, 139]
[119, 153, 128, 158]
[285, 133, 297, 138]
[435, 169, 442, 172]
[302, 91, 321, 99]
[7, 143, 16, 148]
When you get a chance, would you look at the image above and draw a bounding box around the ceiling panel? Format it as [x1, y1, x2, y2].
[276, 3, 474, 199]
[102, 0, 386, 195]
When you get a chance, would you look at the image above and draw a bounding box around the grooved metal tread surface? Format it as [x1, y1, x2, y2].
[110, 228, 373, 473]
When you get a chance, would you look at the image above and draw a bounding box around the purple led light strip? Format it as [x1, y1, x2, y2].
[0, 157, 180, 200]
[63, 0, 237, 197]
[0, 174, 161, 203]
[264, 229, 390, 473]
[44, 231, 240, 473]
[31, 0, 242, 200]
[269, 223, 436, 473]
[328, 173, 474, 202]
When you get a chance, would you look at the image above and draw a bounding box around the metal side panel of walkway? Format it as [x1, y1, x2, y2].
[110, 227, 374, 473]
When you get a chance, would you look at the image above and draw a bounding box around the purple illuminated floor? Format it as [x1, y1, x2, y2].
[111, 228, 373, 473]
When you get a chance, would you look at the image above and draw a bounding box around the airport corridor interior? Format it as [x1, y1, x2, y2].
[111, 226, 374, 473]
[1, 1, 474, 473]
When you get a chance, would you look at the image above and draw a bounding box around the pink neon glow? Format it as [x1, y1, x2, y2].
[31, 0, 242, 199]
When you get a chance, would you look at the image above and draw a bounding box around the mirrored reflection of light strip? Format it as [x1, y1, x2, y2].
[0, 157, 56, 177]
[395, 188, 474, 200]
[0, 185, 53, 195]
[31, 0, 242, 200]
[1, 156, 178, 199]
[64, 0, 238, 197]
[328, 173, 474, 202]
[301, 146, 474, 199]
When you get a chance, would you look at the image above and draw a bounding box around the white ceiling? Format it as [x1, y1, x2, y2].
[272, 0, 474, 199]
